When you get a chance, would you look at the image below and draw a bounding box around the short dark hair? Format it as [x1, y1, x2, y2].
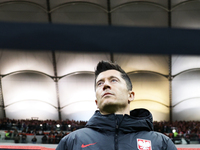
[95, 61, 132, 91]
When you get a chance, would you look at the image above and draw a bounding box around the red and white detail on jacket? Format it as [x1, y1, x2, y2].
[137, 139, 152, 150]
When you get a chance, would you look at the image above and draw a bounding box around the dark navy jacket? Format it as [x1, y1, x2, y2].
[56, 109, 177, 150]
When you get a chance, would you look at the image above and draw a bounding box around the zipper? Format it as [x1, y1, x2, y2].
[115, 116, 119, 150]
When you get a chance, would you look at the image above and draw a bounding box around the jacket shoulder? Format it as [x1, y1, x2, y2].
[56, 128, 94, 150]
[150, 131, 177, 150]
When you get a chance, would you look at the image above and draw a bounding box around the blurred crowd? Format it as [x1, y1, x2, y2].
[0, 118, 87, 144]
[1, 118, 200, 144]
[0, 118, 87, 132]
[153, 121, 200, 144]
[3, 129, 68, 144]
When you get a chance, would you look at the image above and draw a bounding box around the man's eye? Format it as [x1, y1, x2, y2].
[111, 79, 117, 82]
[97, 82, 103, 86]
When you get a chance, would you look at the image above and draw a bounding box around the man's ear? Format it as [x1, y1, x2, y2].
[95, 100, 99, 108]
[128, 91, 135, 103]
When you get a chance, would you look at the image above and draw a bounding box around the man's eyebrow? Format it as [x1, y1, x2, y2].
[109, 76, 118, 79]
[96, 76, 119, 83]
[96, 79, 103, 83]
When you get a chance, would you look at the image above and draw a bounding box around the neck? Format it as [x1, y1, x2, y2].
[100, 105, 130, 115]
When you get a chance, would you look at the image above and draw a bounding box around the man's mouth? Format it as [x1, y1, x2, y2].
[102, 93, 113, 98]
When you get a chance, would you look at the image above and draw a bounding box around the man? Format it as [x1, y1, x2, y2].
[5, 130, 12, 139]
[56, 61, 177, 150]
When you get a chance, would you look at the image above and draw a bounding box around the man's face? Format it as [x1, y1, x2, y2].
[95, 70, 134, 114]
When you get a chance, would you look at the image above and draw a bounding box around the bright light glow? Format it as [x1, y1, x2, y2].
[56, 52, 110, 76]
[172, 71, 200, 105]
[68, 125, 71, 128]
[61, 101, 97, 120]
[5, 100, 58, 120]
[172, 55, 200, 75]
[2, 73, 57, 107]
[130, 73, 169, 105]
[114, 54, 169, 75]
[56, 124, 60, 128]
[172, 129, 176, 133]
[1, 51, 200, 122]
[173, 98, 200, 121]
[59, 74, 95, 108]
[0, 50, 54, 75]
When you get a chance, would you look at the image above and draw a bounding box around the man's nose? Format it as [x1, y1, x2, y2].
[103, 81, 111, 90]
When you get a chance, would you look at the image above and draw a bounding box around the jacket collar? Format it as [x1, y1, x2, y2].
[85, 108, 153, 133]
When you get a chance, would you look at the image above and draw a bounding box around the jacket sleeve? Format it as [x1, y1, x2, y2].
[56, 132, 77, 150]
[56, 136, 69, 150]
[165, 138, 177, 150]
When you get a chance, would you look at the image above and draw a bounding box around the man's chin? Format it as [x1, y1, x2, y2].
[101, 100, 116, 107]
[100, 103, 119, 114]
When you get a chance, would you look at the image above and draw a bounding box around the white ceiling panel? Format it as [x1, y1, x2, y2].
[111, 4, 168, 27]
[129, 73, 169, 106]
[172, 1, 200, 29]
[172, 70, 200, 106]
[61, 101, 97, 121]
[5, 101, 58, 120]
[2, 73, 57, 107]
[114, 54, 169, 75]
[0, 2, 48, 23]
[130, 101, 169, 121]
[172, 98, 200, 121]
[51, 3, 108, 25]
[50, 0, 107, 9]
[172, 55, 200, 75]
[0, 50, 54, 76]
[110, 0, 168, 9]
[171, 0, 192, 8]
[0, 0, 47, 8]
[58, 74, 95, 108]
[56, 52, 110, 76]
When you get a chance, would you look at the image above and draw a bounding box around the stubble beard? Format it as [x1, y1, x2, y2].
[99, 98, 127, 114]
